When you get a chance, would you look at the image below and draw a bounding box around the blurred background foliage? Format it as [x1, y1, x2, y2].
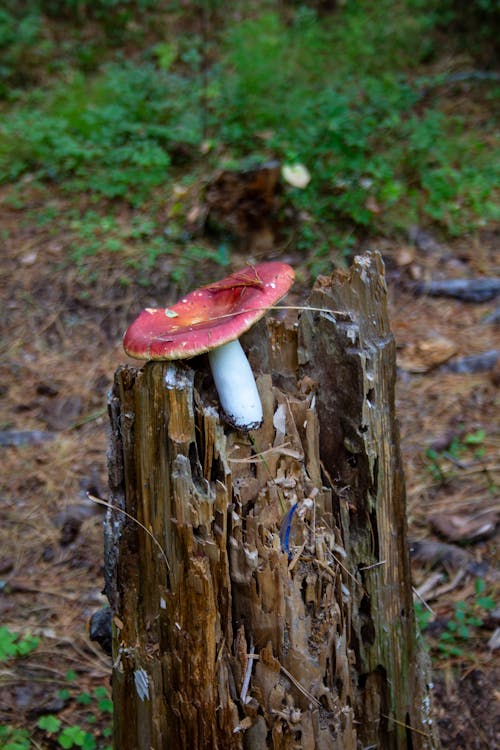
[0, 0, 498, 279]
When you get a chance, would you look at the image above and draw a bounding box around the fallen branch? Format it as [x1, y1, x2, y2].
[439, 349, 499, 374]
[415, 278, 500, 303]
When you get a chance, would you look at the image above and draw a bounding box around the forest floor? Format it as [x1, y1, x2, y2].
[0, 2, 499, 747]
[0, 189, 498, 747]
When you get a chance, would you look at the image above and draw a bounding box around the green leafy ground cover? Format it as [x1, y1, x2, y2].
[0, 629, 112, 749]
[0, 0, 498, 282]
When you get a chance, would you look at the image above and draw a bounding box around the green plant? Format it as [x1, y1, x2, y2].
[69, 211, 122, 262]
[0, 62, 202, 202]
[214, 2, 498, 254]
[416, 578, 496, 660]
[415, 600, 433, 633]
[424, 429, 492, 484]
[0, 629, 38, 748]
[37, 715, 112, 750]
[0, 647, 112, 750]
[134, 234, 230, 284]
[30, 0, 160, 43]
[0, 7, 42, 96]
[0, 725, 30, 750]
[0, 626, 40, 661]
[0, 0, 497, 274]
[34, 676, 113, 750]
[409, 0, 499, 52]
[40, 0, 158, 15]
[438, 579, 495, 658]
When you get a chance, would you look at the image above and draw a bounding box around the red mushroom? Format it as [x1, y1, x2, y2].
[123, 262, 295, 430]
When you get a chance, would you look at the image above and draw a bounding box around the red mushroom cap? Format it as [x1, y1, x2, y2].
[123, 261, 295, 360]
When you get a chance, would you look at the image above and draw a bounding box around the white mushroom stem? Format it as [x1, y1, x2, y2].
[207, 339, 263, 431]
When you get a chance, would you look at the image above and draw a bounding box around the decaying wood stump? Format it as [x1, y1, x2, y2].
[105, 252, 440, 749]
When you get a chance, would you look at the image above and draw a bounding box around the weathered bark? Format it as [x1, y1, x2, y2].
[105, 252, 440, 749]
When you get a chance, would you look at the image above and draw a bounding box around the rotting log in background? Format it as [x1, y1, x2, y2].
[105, 252, 440, 749]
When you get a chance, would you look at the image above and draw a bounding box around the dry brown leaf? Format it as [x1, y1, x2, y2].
[395, 245, 416, 266]
[398, 336, 457, 372]
[365, 195, 381, 213]
[428, 511, 498, 543]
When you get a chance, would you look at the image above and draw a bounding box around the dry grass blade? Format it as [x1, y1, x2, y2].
[228, 442, 303, 463]
[88, 493, 170, 571]
[246, 654, 322, 709]
[316, 555, 362, 589]
[382, 713, 431, 739]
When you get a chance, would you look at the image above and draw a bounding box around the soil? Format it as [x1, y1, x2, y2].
[0, 190, 498, 748]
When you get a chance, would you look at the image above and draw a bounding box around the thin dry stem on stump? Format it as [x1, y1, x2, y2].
[105, 252, 440, 749]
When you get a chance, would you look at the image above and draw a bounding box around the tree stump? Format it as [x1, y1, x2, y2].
[105, 252, 440, 749]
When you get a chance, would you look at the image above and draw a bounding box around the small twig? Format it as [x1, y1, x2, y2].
[415, 569, 467, 604]
[6, 580, 80, 600]
[467, 503, 500, 518]
[288, 540, 306, 572]
[442, 451, 468, 470]
[412, 586, 436, 616]
[359, 560, 386, 571]
[245, 654, 322, 708]
[65, 408, 107, 430]
[228, 442, 302, 463]
[163, 304, 348, 325]
[414, 573, 444, 602]
[319, 459, 337, 490]
[460, 463, 500, 480]
[278, 664, 322, 709]
[382, 714, 431, 739]
[0, 430, 56, 447]
[316, 556, 362, 589]
[433, 569, 466, 599]
[215, 637, 226, 665]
